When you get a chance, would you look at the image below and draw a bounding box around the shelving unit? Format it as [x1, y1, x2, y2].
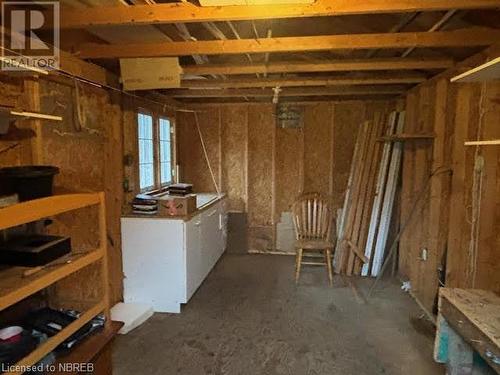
[0, 193, 110, 375]
[450, 57, 500, 83]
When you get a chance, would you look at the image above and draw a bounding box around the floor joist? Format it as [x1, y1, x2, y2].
[58, 0, 500, 28]
[181, 58, 454, 76]
[78, 29, 500, 59]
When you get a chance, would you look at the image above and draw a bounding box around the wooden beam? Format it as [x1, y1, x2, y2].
[0, 26, 118, 88]
[166, 86, 407, 97]
[464, 139, 500, 146]
[181, 57, 454, 75]
[58, 0, 500, 28]
[77, 29, 500, 59]
[179, 75, 425, 88]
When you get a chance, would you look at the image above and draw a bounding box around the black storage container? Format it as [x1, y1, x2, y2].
[0, 235, 71, 267]
[0, 166, 59, 201]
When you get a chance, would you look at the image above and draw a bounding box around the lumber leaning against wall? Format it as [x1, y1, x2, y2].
[399, 48, 500, 313]
[176, 100, 395, 254]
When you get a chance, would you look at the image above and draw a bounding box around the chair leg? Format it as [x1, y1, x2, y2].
[295, 248, 303, 284]
[326, 249, 333, 286]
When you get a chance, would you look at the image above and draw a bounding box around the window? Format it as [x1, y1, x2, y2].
[159, 118, 172, 186]
[138, 113, 155, 190]
[137, 112, 174, 192]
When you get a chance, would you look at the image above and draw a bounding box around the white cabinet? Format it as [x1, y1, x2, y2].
[121, 198, 226, 313]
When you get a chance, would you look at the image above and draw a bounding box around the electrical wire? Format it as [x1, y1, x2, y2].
[0, 45, 196, 113]
[193, 111, 220, 194]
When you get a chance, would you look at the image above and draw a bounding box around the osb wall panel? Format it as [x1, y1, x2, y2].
[303, 103, 333, 197]
[447, 82, 500, 292]
[275, 124, 304, 220]
[400, 78, 500, 313]
[247, 104, 274, 252]
[176, 109, 219, 192]
[221, 105, 248, 212]
[177, 101, 394, 253]
[0, 77, 30, 166]
[39, 78, 124, 305]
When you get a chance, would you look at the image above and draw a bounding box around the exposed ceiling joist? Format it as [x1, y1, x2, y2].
[58, 0, 500, 28]
[165, 86, 407, 98]
[0, 26, 118, 88]
[181, 58, 454, 75]
[78, 29, 500, 59]
[180, 75, 425, 89]
[402, 9, 458, 57]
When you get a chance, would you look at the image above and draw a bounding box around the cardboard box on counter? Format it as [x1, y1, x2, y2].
[157, 194, 197, 217]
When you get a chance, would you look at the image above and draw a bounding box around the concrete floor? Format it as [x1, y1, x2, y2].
[113, 254, 443, 375]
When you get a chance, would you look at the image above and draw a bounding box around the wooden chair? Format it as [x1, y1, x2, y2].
[292, 193, 335, 285]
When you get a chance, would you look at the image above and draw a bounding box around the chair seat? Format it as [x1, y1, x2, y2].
[295, 239, 334, 250]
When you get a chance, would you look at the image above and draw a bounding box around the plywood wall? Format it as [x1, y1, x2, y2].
[177, 101, 394, 253]
[400, 75, 500, 313]
[0, 74, 175, 307]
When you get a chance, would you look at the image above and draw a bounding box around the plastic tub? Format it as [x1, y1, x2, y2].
[0, 166, 59, 201]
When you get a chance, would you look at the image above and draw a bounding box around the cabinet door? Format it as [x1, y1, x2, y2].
[185, 216, 202, 301]
[201, 205, 221, 276]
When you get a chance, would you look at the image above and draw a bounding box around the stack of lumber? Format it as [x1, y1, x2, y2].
[336, 111, 405, 277]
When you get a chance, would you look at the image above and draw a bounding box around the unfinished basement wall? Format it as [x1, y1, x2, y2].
[399, 58, 500, 313]
[176, 100, 395, 254]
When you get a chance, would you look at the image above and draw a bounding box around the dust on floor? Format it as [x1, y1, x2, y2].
[113, 254, 443, 375]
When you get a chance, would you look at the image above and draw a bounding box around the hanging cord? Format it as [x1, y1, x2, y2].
[466, 82, 487, 287]
[193, 111, 220, 194]
[367, 166, 453, 297]
[0, 45, 196, 114]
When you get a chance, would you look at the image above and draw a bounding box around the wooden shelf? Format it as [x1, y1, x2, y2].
[7, 300, 107, 375]
[451, 57, 500, 83]
[0, 249, 104, 311]
[53, 320, 123, 374]
[0, 192, 110, 374]
[378, 133, 435, 142]
[0, 193, 102, 231]
[464, 139, 500, 146]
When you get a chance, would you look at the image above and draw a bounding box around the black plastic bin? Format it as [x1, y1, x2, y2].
[0, 166, 59, 201]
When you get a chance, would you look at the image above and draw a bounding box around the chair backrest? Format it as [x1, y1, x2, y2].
[292, 193, 333, 241]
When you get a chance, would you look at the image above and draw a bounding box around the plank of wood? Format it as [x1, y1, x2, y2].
[339, 121, 372, 274]
[371, 111, 405, 276]
[450, 56, 500, 82]
[0, 193, 102, 231]
[362, 112, 398, 276]
[334, 113, 366, 271]
[0, 250, 104, 311]
[438, 288, 500, 373]
[0, 26, 118, 88]
[346, 117, 381, 275]
[464, 139, 500, 146]
[59, 1, 500, 28]
[335, 120, 370, 273]
[181, 58, 455, 76]
[353, 111, 387, 275]
[77, 29, 500, 59]
[179, 75, 424, 89]
[167, 86, 407, 97]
